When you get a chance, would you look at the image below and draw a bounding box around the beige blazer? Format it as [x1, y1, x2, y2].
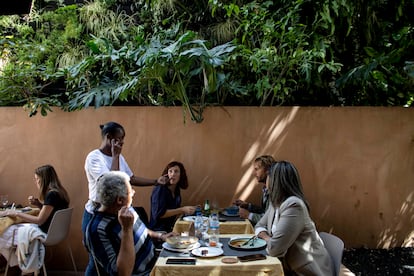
[255, 196, 334, 275]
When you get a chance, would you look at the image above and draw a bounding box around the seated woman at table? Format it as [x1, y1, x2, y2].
[0, 164, 70, 266]
[255, 161, 333, 276]
[149, 161, 196, 232]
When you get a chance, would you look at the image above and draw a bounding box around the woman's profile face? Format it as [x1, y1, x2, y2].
[167, 165, 181, 185]
[34, 173, 41, 189]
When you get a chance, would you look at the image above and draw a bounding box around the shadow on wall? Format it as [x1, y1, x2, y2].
[377, 192, 414, 247]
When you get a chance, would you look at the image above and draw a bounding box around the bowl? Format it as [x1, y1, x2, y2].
[225, 206, 239, 215]
[166, 236, 198, 249]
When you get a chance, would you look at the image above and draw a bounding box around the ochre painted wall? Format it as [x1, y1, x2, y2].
[0, 106, 413, 270]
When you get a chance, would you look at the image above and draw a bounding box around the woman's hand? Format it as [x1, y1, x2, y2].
[257, 231, 271, 241]
[160, 232, 179, 242]
[156, 175, 170, 185]
[181, 206, 196, 216]
[28, 196, 42, 208]
[4, 210, 18, 218]
[111, 139, 123, 157]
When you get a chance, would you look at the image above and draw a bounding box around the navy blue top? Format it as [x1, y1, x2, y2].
[149, 185, 181, 232]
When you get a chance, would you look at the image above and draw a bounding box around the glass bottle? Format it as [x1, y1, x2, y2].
[203, 199, 210, 216]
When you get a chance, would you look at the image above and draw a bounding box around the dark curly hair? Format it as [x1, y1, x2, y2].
[162, 161, 189, 190]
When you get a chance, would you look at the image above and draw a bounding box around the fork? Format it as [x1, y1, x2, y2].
[242, 235, 256, 246]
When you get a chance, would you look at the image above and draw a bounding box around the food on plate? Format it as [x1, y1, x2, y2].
[229, 239, 246, 247]
[166, 236, 198, 249]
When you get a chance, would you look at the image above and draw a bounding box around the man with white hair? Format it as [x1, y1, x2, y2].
[84, 171, 176, 276]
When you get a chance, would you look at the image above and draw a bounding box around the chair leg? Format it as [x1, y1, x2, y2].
[67, 242, 78, 275]
[42, 263, 47, 276]
[4, 263, 10, 276]
[5, 228, 18, 276]
[5, 246, 15, 276]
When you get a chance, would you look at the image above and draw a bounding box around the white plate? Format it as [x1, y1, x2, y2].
[191, 246, 223, 257]
[162, 242, 201, 253]
[222, 210, 239, 217]
[182, 216, 209, 222]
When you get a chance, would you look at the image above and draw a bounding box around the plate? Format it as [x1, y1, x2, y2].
[191, 246, 224, 257]
[162, 242, 201, 253]
[222, 210, 239, 217]
[182, 216, 208, 222]
[20, 207, 32, 212]
[228, 237, 267, 251]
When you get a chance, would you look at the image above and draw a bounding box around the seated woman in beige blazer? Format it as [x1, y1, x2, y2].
[255, 161, 334, 276]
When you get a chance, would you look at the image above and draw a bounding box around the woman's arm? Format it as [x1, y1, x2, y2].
[130, 175, 168, 187]
[266, 200, 305, 257]
[130, 175, 157, 186]
[160, 206, 195, 218]
[255, 206, 271, 236]
[147, 230, 177, 241]
[7, 204, 53, 225]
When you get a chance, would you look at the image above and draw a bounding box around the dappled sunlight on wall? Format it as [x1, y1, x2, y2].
[235, 107, 299, 201]
[0, 106, 413, 269]
[377, 192, 414, 248]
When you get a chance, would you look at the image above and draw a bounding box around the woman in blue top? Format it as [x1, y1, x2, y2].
[150, 161, 196, 232]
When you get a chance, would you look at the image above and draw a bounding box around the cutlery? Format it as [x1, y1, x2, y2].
[242, 236, 256, 246]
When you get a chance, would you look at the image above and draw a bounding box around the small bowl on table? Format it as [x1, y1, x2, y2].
[166, 236, 198, 249]
[224, 206, 239, 216]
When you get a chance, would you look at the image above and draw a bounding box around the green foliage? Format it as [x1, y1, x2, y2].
[63, 28, 236, 122]
[0, 0, 413, 120]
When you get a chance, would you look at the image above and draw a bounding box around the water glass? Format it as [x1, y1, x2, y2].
[200, 218, 209, 243]
[0, 195, 9, 209]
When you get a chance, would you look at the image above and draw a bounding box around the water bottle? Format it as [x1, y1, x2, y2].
[194, 206, 203, 241]
[208, 212, 220, 247]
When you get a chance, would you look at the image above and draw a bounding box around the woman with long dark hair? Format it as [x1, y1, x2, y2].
[150, 161, 196, 232]
[255, 161, 333, 275]
[0, 165, 70, 266]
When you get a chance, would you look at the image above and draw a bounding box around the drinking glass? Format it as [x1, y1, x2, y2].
[199, 218, 209, 244]
[1, 195, 9, 209]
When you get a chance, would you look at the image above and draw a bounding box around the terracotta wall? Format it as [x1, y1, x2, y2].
[0, 106, 413, 270]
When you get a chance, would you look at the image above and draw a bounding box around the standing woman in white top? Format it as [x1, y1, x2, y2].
[82, 121, 163, 276]
[255, 161, 334, 276]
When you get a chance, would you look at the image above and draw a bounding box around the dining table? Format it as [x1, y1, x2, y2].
[172, 213, 255, 235]
[150, 234, 284, 276]
[0, 207, 40, 235]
